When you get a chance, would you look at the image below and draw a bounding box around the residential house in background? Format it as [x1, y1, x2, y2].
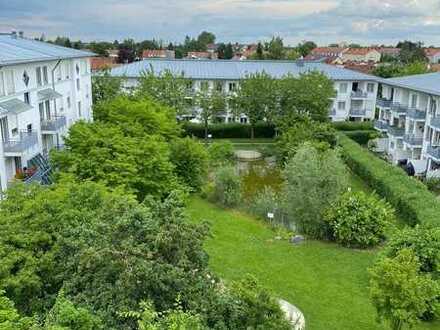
[375, 72, 440, 177]
[0, 32, 94, 192]
[110, 58, 378, 123]
[186, 51, 218, 60]
[107, 49, 119, 59]
[424, 48, 440, 64]
[375, 47, 401, 59]
[91, 57, 118, 72]
[142, 49, 175, 59]
[309, 47, 347, 60]
[341, 48, 381, 63]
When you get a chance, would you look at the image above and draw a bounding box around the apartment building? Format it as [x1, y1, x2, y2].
[341, 48, 381, 63]
[0, 32, 94, 192]
[109, 58, 378, 123]
[375, 72, 440, 177]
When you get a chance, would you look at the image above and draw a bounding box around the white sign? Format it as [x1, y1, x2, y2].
[267, 212, 274, 219]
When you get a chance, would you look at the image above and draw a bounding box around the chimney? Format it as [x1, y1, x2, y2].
[18, 31, 24, 38]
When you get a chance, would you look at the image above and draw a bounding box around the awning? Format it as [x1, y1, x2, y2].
[0, 98, 33, 115]
[38, 88, 62, 101]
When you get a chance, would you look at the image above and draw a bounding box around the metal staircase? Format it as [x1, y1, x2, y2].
[25, 153, 53, 185]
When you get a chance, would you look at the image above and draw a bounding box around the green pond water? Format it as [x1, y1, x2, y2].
[237, 158, 283, 201]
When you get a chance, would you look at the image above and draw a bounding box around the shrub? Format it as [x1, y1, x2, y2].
[182, 122, 275, 139]
[338, 134, 440, 228]
[324, 190, 394, 248]
[369, 249, 440, 330]
[170, 137, 209, 192]
[207, 141, 236, 167]
[282, 144, 348, 238]
[343, 130, 379, 145]
[332, 121, 374, 131]
[248, 187, 287, 227]
[212, 166, 241, 207]
[425, 177, 440, 195]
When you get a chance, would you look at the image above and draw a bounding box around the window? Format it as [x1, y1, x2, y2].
[200, 81, 209, 91]
[67, 96, 71, 108]
[64, 63, 70, 79]
[240, 117, 247, 124]
[339, 83, 348, 93]
[43, 66, 48, 85]
[86, 84, 89, 98]
[431, 99, 438, 116]
[24, 92, 30, 105]
[39, 103, 44, 120]
[77, 101, 82, 117]
[411, 94, 418, 108]
[186, 80, 193, 91]
[27, 124, 32, 132]
[56, 66, 62, 81]
[0, 72, 4, 96]
[76, 78, 80, 91]
[5, 70, 14, 95]
[367, 83, 375, 93]
[36, 67, 42, 86]
[338, 101, 346, 110]
[215, 81, 223, 92]
[229, 82, 237, 92]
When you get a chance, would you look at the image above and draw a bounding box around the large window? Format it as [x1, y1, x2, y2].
[411, 94, 418, 108]
[43, 66, 48, 85]
[228, 82, 237, 92]
[36, 67, 42, 86]
[339, 83, 348, 93]
[24, 92, 30, 105]
[367, 83, 375, 93]
[338, 101, 346, 110]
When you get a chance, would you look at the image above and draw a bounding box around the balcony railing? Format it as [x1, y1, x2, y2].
[403, 134, 423, 146]
[430, 116, 440, 130]
[376, 98, 392, 108]
[40, 116, 67, 132]
[388, 126, 405, 137]
[351, 90, 368, 98]
[2, 130, 38, 154]
[427, 146, 440, 160]
[390, 103, 408, 114]
[407, 108, 426, 120]
[374, 120, 389, 131]
[349, 108, 367, 116]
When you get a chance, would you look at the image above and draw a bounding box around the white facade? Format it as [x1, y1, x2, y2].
[0, 53, 93, 192]
[375, 82, 440, 177]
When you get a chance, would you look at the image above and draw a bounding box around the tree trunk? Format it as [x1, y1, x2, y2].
[250, 124, 255, 140]
[204, 120, 209, 144]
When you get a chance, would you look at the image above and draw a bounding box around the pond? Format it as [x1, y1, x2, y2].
[237, 157, 283, 201]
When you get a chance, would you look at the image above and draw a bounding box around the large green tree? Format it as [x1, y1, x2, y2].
[195, 86, 226, 140]
[92, 70, 122, 105]
[232, 72, 276, 139]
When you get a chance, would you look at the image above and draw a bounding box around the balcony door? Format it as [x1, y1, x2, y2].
[0, 117, 9, 143]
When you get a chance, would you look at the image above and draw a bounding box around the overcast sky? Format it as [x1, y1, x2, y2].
[1, 0, 440, 46]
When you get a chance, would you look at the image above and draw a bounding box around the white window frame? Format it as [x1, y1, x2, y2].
[367, 83, 375, 93]
[339, 83, 348, 94]
[337, 101, 346, 110]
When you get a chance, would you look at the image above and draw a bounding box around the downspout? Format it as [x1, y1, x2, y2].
[51, 59, 62, 148]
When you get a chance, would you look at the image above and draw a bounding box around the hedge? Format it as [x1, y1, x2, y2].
[343, 130, 378, 145]
[338, 134, 440, 228]
[332, 121, 374, 131]
[182, 122, 276, 139]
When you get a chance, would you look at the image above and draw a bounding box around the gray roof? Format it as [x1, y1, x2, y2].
[0, 98, 33, 115]
[0, 34, 94, 66]
[110, 58, 378, 81]
[383, 72, 440, 97]
[38, 88, 63, 101]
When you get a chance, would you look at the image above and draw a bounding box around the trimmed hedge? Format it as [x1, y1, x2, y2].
[338, 134, 440, 228]
[343, 130, 378, 145]
[182, 122, 276, 139]
[332, 121, 374, 131]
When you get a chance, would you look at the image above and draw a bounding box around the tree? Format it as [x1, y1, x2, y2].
[324, 190, 395, 248]
[282, 144, 348, 238]
[224, 43, 234, 60]
[285, 49, 301, 61]
[265, 36, 285, 60]
[197, 31, 216, 50]
[275, 72, 335, 124]
[213, 166, 241, 207]
[170, 138, 209, 192]
[195, 86, 226, 140]
[89, 42, 109, 57]
[373, 62, 430, 78]
[51, 122, 178, 200]
[232, 72, 276, 139]
[297, 41, 317, 57]
[0, 290, 34, 330]
[136, 69, 190, 116]
[118, 38, 137, 63]
[217, 43, 226, 59]
[369, 249, 440, 330]
[92, 70, 122, 105]
[397, 41, 427, 64]
[255, 42, 264, 59]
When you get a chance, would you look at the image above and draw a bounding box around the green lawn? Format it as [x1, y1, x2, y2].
[187, 197, 439, 330]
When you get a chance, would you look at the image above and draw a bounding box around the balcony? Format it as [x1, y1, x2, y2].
[349, 108, 367, 116]
[40, 116, 67, 133]
[430, 116, 440, 130]
[406, 108, 426, 121]
[376, 98, 392, 108]
[427, 146, 440, 161]
[388, 126, 405, 138]
[2, 130, 39, 155]
[351, 90, 368, 99]
[403, 134, 423, 147]
[390, 103, 408, 115]
[330, 108, 336, 116]
[374, 120, 389, 132]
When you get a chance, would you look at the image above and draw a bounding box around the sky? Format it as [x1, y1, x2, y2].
[1, 0, 440, 46]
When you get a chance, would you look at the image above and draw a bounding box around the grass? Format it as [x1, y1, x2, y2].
[187, 197, 439, 330]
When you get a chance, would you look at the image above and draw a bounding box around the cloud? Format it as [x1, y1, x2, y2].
[0, 0, 439, 45]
